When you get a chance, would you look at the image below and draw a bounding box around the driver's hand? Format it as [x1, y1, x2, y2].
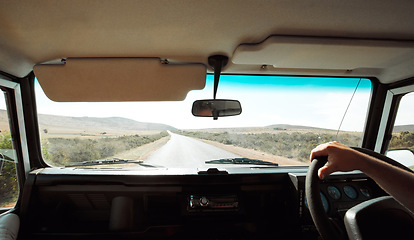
[310, 141, 368, 179]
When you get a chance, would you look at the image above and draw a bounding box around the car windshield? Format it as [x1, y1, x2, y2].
[35, 75, 372, 169]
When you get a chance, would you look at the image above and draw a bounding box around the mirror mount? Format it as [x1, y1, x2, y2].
[193, 55, 239, 120]
[208, 55, 228, 99]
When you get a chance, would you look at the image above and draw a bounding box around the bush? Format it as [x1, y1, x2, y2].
[176, 130, 361, 162]
[0, 132, 18, 207]
[390, 131, 414, 151]
[43, 131, 169, 166]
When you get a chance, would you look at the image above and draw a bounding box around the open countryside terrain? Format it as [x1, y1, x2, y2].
[0, 110, 412, 167]
[0, 109, 176, 138]
[175, 128, 363, 163]
[36, 112, 176, 138]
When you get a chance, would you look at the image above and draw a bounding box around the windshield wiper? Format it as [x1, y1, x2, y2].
[205, 157, 278, 166]
[65, 158, 157, 168]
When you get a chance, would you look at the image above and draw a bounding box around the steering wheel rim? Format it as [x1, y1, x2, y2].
[305, 147, 414, 240]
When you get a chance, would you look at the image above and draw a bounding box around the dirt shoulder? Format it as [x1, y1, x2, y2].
[116, 135, 171, 160]
[199, 139, 305, 166]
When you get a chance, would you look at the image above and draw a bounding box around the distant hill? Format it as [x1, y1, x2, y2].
[188, 124, 338, 134]
[37, 114, 176, 132]
[393, 125, 414, 132]
[0, 109, 176, 133]
[268, 124, 414, 132]
[266, 124, 334, 131]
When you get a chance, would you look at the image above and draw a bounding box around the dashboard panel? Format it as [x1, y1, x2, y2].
[20, 167, 386, 240]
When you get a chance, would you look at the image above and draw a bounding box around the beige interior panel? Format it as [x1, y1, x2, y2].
[232, 36, 414, 77]
[2, 1, 414, 83]
[34, 58, 206, 102]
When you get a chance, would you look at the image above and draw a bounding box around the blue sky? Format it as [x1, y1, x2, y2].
[31, 75, 378, 131]
[215, 75, 372, 91]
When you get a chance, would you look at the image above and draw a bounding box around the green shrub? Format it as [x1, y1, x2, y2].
[43, 131, 169, 166]
[0, 132, 18, 207]
[390, 131, 414, 151]
[176, 130, 361, 162]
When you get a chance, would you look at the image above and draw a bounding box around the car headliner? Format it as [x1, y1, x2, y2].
[1, 0, 414, 86]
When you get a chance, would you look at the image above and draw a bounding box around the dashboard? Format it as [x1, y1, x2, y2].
[20, 167, 385, 239]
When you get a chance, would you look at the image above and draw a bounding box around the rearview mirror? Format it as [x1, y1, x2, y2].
[385, 149, 414, 168]
[192, 100, 242, 120]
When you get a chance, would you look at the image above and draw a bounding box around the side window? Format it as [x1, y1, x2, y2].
[0, 90, 18, 208]
[387, 92, 414, 168]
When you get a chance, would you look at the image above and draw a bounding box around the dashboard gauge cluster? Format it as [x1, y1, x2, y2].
[325, 183, 371, 200]
[303, 183, 371, 214]
[288, 172, 386, 227]
[311, 179, 381, 217]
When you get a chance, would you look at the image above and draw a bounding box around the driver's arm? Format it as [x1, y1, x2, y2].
[310, 141, 414, 214]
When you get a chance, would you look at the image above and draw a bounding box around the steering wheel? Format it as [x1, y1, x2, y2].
[305, 147, 414, 240]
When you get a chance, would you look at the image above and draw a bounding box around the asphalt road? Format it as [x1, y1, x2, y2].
[145, 131, 240, 168]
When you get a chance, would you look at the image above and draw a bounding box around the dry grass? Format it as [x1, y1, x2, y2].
[40, 129, 164, 140]
[200, 139, 305, 166]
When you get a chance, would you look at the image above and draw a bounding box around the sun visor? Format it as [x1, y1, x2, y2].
[34, 58, 206, 102]
[232, 36, 414, 70]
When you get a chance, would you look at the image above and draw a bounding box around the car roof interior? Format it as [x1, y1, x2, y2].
[1, 0, 414, 96]
[1, 2, 414, 240]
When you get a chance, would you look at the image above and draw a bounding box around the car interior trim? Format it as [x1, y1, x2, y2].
[232, 36, 414, 83]
[374, 90, 394, 152]
[0, 79, 30, 175]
